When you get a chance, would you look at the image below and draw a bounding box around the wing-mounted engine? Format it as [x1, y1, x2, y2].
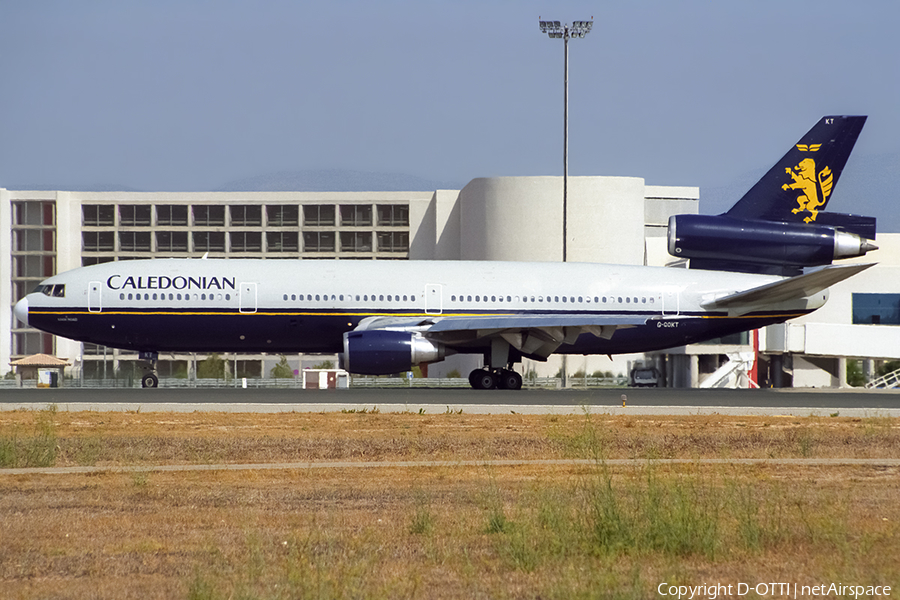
[340, 330, 450, 375]
[668, 214, 877, 275]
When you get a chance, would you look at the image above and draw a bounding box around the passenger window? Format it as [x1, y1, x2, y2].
[625, 297, 630, 303]
[491, 296, 496, 302]
[120, 293, 125, 300]
[476, 296, 480, 302]
[128, 293, 133, 300]
[562, 297, 567, 303]
[467, 295, 472, 302]
[379, 295, 384, 301]
[578, 296, 583, 303]
[617, 297, 622, 303]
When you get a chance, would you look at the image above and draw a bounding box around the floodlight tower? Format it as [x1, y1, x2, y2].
[539, 18, 593, 262]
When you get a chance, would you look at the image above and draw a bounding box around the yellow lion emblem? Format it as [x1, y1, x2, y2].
[784, 157, 833, 223]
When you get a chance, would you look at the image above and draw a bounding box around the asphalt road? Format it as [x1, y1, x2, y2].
[2, 386, 899, 416]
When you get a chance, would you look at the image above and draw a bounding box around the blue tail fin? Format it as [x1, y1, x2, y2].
[668, 115, 877, 276]
[725, 115, 866, 224]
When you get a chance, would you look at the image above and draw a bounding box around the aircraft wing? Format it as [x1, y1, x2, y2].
[355, 313, 648, 359]
[700, 262, 875, 312]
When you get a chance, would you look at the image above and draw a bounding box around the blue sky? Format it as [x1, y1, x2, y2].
[1, 1, 897, 220]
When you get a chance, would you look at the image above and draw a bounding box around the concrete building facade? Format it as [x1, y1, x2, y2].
[1, 178, 696, 380]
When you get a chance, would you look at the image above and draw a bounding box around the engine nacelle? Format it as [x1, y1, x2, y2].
[668, 214, 876, 268]
[340, 330, 448, 375]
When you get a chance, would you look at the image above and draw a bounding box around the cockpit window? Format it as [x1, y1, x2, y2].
[33, 284, 65, 298]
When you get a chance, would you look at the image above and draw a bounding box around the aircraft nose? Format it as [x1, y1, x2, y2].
[14, 296, 29, 327]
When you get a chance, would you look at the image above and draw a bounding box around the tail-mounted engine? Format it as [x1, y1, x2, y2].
[668, 214, 877, 275]
[340, 330, 449, 375]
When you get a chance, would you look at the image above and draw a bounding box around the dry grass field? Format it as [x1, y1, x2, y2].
[2, 407, 899, 599]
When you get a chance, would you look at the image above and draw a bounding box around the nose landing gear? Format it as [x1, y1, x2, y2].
[138, 351, 159, 388]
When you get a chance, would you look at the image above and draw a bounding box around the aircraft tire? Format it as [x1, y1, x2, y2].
[469, 369, 497, 390]
[141, 373, 159, 388]
[498, 370, 523, 390]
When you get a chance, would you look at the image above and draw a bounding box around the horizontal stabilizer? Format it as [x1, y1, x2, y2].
[701, 263, 874, 311]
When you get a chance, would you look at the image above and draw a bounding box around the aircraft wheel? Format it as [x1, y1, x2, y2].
[469, 369, 497, 390]
[141, 373, 159, 388]
[498, 370, 523, 390]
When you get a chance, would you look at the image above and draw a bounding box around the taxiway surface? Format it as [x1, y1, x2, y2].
[2, 387, 899, 417]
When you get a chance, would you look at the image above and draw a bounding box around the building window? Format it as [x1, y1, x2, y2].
[340, 231, 372, 253]
[14, 229, 54, 252]
[14, 201, 54, 226]
[83, 204, 115, 226]
[119, 231, 151, 252]
[14, 332, 53, 356]
[267, 231, 299, 252]
[303, 205, 335, 226]
[156, 231, 189, 252]
[303, 231, 336, 253]
[377, 205, 409, 226]
[193, 231, 226, 253]
[119, 205, 152, 226]
[340, 205, 372, 226]
[377, 231, 409, 253]
[157, 205, 188, 226]
[852, 293, 900, 326]
[193, 205, 225, 226]
[83, 231, 115, 252]
[230, 205, 262, 226]
[14, 255, 54, 279]
[267, 205, 299, 226]
[230, 231, 262, 252]
[82, 256, 115, 266]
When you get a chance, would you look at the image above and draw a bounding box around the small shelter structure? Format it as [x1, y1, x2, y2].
[10, 354, 70, 388]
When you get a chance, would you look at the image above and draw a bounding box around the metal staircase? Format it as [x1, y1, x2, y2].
[699, 352, 759, 389]
[865, 367, 900, 389]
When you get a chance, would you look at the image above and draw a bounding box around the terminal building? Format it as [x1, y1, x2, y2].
[2, 177, 899, 387]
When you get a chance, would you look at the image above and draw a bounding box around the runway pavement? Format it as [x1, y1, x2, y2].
[2, 386, 900, 417]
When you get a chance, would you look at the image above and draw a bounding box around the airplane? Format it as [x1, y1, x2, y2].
[13, 115, 878, 390]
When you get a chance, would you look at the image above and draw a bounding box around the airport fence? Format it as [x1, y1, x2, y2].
[2, 375, 629, 390]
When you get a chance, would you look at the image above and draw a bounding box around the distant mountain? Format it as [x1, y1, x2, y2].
[701, 152, 900, 233]
[216, 169, 464, 192]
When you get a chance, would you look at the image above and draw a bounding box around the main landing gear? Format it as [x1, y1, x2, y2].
[468, 368, 523, 390]
[467, 338, 523, 390]
[138, 351, 159, 388]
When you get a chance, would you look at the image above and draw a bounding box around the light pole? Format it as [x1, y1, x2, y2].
[540, 19, 592, 389]
[539, 18, 592, 263]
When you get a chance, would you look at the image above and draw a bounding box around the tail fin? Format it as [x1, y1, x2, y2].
[725, 115, 866, 223]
